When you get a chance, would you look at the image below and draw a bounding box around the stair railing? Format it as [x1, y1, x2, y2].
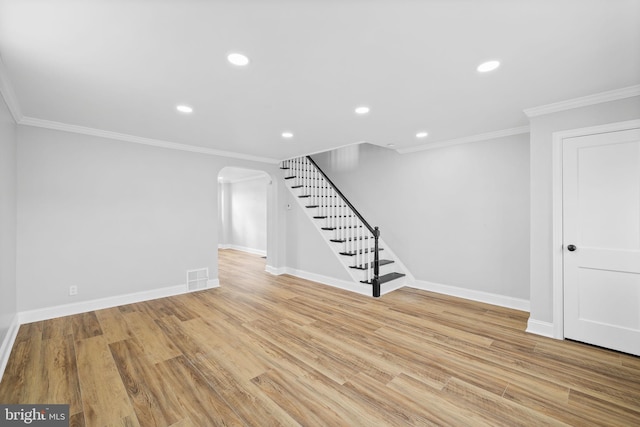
[284, 156, 382, 297]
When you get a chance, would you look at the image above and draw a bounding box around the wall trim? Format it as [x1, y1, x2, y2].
[207, 279, 220, 288]
[19, 284, 192, 324]
[18, 116, 279, 164]
[219, 245, 267, 257]
[280, 267, 372, 296]
[397, 126, 530, 154]
[0, 314, 20, 381]
[550, 119, 640, 340]
[283, 140, 365, 162]
[526, 318, 555, 338]
[265, 265, 287, 275]
[267, 266, 403, 297]
[411, 280, 530, 312]
[524, 84, 640, 118]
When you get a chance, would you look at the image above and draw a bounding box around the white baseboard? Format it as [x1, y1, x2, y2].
[265, 265, 286, 275]
[381, 279, 406, 296]
[267, 266, 406, 297]
[411, 280, 530, 312]
[284, 267, 373, 296]
[0, 314, 20, 381]
[526, 318, 555, 338]
[219, 244, 266, 257]
[2, 280, 223, 378]
[19, 284, 190, 324]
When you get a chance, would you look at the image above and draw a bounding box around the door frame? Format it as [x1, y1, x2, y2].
[551, 119, 640, 339]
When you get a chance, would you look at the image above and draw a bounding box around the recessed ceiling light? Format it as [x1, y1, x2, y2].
[355, 106, 370, 115]
[228, 53, 249, 66]
[387, 143, 396, 147]
[281, 131, 294, 139]
[477, 60, 500, 72]
[416, 131, 429, 138]
[176, 105, 193, 113]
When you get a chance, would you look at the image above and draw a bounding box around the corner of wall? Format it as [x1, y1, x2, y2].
[0, 314, 20, 382]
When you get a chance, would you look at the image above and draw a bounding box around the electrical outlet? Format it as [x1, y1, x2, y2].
[69, 285, 78, 296]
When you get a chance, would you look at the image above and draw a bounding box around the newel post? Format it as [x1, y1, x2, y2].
[372, 226, 380, 298]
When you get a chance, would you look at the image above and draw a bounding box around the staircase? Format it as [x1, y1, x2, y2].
[281, 156, 407, 297]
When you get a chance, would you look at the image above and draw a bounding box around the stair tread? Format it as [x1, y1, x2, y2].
[298, 194, 344, 200]
[340, 248, 384, 256]
[361, 272, 406, 285]
[350, 259, 395, 270]
[321, 225, 363, 230]
[330, 236, 371, 243]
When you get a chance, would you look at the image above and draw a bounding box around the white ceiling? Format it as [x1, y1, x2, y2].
[1, 0, 639, 162]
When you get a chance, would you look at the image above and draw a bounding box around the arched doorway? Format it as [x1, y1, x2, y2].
[218, 167, 271, 258]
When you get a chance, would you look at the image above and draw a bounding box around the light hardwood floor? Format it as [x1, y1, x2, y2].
[1, 249, 639, 426]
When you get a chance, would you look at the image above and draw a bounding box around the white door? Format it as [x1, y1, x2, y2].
[563, 128, 640, 356]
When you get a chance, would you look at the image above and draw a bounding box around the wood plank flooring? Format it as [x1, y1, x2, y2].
[1, 249, 639, 426]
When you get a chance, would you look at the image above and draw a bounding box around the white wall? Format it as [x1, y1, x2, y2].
[284, 188, 352, 281]
[529, 96, 640, 325]
[314, 134, 530, 301]
[0, 94, 17, 346]
[16, 126, 283, 312]
[219, 175, 269, 255]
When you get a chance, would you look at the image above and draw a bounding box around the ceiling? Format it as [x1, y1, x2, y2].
[0, 0, 638, 162]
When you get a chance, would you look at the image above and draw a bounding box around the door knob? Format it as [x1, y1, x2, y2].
[567, 244, 577, 252]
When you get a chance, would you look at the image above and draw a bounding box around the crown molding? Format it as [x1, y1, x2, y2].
[396, 126, 530, 154]
[18, 116, 279, 164]
[0, 55, 23, 123]
[523, 84, 640, 118]
[282, 140, 366, 162]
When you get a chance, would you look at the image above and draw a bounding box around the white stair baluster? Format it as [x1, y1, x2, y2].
[368, 233, 373, 283]
[322, 178, 326, 219]
[312, 167, 316, 205]
[349, 214, 353, 256]
[302, 158, 306, 194]
[309, 164, 313, 203]
[313, 168, 320, 205]
[353, 217, 356, 257]
[331, 189, 335, 230]
[339, 202, 342, 241]
[324, 179, 328, 219]
[360, 222, 364, 271]
[302, 158, 306, 192]
[341, 203, 345, 242]
[305, 159, 309, 196]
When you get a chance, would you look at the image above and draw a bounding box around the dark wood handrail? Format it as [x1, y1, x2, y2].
[306, 156, 375, 235]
